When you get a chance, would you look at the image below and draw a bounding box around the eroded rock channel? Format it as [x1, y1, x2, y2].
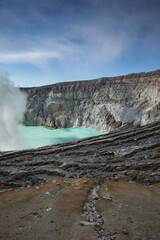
[81, 185, 116, 240]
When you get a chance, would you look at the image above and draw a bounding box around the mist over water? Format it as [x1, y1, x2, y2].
[0, 74, 26, 151]
[0, 74, 101, 151]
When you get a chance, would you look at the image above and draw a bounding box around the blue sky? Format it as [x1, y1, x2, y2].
[0, 0, 160, 87]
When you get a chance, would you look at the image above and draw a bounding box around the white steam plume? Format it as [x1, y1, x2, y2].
[0, 74, 26, 151]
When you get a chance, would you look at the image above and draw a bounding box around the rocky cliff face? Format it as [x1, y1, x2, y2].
[21, 70, 160, 132]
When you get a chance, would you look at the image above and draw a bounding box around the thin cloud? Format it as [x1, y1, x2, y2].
[0, 50, 61, 65]
[0, 0, 136, 67]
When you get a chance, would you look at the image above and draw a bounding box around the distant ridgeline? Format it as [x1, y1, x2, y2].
[21, 70, 160, 133]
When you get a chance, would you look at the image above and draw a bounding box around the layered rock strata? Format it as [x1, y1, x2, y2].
[21, 70, 160, 132]
[0, 121, 159, 190]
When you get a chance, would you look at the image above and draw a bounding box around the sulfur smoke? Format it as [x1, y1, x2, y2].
[0, 74, 27, 151]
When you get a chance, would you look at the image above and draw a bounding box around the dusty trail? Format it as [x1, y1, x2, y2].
[0, 179, 159, 240]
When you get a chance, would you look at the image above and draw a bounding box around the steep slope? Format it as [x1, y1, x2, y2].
[21, 70, 160, 132]
[0, 121, 159, 190]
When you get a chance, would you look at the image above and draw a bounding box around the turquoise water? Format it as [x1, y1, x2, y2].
[20, 126, 101, 149]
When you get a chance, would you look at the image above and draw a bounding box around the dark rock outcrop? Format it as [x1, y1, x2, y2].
[0, 121, 159, 189]
[21, 70, 160, 132]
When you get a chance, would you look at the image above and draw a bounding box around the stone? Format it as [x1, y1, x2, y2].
[123, 229, 128, 235]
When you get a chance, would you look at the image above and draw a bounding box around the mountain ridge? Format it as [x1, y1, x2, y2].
[21, 69, 160, 90]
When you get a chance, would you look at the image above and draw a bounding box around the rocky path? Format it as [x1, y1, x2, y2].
[0, 121, 160, 190]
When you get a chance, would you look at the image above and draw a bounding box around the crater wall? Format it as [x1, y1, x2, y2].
[21, 70, 160, 132]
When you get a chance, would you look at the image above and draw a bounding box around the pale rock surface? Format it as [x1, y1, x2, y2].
[21, 70, 160, 132]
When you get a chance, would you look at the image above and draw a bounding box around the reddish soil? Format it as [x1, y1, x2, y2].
[0, 179, 159, 240]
